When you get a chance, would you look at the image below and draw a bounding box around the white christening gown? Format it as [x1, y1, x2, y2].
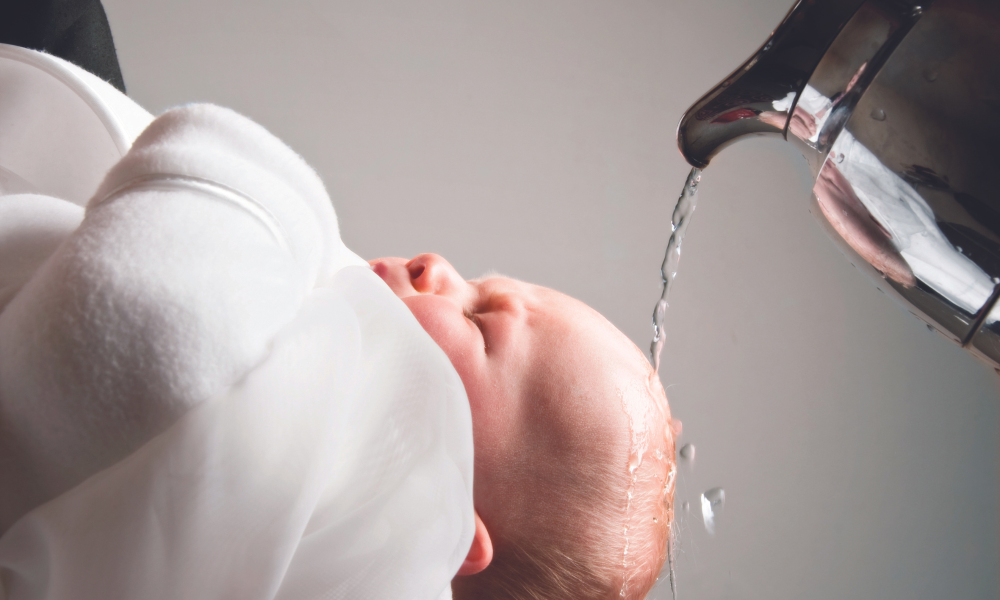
[0, 44, 474, 600]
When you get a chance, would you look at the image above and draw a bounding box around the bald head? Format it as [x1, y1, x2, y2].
[369, 254, 677, 599]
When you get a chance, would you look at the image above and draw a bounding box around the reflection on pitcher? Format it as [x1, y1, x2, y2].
[816, 129, 996, 319]
[760, 54, 996, 326]
[761, 62, 868, 145]
[813, 160, 915, 287]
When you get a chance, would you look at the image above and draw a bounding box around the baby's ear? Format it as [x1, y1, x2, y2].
[456, 511, 493, 576]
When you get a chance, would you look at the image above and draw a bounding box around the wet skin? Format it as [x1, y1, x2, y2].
[368, 254, 666, 543]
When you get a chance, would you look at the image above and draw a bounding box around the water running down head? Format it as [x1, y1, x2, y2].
[370, 253, 679, 599]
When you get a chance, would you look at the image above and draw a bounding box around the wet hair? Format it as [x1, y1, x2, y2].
[453, 387, 676, 600]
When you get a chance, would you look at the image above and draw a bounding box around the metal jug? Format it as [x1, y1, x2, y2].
[677, 0, 1000, 368]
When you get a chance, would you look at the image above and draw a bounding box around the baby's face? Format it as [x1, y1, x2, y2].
[370, 254, 670, 542]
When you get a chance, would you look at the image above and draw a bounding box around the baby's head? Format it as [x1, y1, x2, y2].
[371, 254, 678, 600]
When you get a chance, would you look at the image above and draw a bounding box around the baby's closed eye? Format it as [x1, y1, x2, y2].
[463, 309, 484, 330]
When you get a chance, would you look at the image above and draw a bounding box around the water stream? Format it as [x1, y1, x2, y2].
[649, 167, 703, 600]
[650, 167, 702, 373]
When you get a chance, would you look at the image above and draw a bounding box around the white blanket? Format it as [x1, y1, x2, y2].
[0, 47, 473, 600]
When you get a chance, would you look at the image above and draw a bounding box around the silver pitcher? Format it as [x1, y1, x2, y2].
[678, 0, 1000, 369]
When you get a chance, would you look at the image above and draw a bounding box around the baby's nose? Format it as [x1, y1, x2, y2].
[406, 254, 465, 296]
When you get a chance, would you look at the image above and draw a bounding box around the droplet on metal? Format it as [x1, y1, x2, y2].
[871, 108, 887, 121]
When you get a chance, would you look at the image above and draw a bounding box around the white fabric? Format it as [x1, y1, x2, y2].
[0, 268, 475, 600]
[0, 43, 153, 204]
[0, 195, 83, 313]
[0, 49, 474, 600]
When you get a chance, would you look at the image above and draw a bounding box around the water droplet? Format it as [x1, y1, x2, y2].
[870, 108, 886, 121]
[911, 5, 924, 17]
[701, 487, 725, 534]
[762, 40, 773, 52]
[679, 443, 696, 462]
[926, 323, 934, 333]
[834, 152, 845, 163]
[682, 501, 691, 512]
[923, 68, 938, 82]
[653, 517, 658, 523]
[956, 246, 964, 253]
[992, 277, 999, 285]
[628, 454, 641, 473]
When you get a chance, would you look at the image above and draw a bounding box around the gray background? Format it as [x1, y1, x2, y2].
[101, 1, 999, 598]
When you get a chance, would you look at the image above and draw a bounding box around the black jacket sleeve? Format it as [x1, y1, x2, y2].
[0, 0, 125, 92]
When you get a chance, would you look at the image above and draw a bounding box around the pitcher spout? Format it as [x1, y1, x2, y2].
[677, 0, 1000, 368]
[677, 0, 865, 168]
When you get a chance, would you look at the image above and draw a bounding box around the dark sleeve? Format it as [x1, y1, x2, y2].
[0, 0, 125, 92]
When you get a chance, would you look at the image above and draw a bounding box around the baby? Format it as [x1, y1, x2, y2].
[0, 2, 678, 596]
[0, 82, 675, 600]
[371, 254, 678, 599]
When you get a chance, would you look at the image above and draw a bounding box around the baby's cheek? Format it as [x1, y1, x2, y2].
[402, 295, 483, 385]
[401, 295, 500, 453]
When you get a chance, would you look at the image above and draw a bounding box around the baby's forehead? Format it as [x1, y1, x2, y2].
[528, 331, 659, 432]
[475, 273, 661, 413]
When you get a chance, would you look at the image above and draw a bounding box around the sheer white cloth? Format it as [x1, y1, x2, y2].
[0, 267, 474, 600]
[0, 46, 474, 600]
